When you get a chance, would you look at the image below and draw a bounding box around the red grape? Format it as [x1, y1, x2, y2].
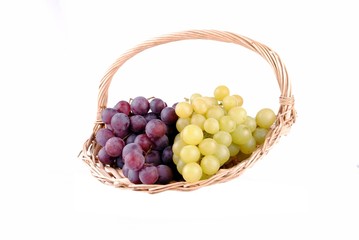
[95, 128, 114, 147]
[101, 108, 117, 124]
[150, 98, 167, 114]
[139, 166, 159, 184]
[131, 96, 150, 115]
[105, 137, 125, 157]
[114, 100, 131, 115]
[145, 119, 167, 140]
[156, 165, 173, 184]
[111, 113, 130, 132]
[124, 150, 145, 171]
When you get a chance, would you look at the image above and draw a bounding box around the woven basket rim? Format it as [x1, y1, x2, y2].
[79, 29, 297, 194]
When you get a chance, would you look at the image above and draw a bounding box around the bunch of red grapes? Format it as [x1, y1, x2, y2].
[95, 96, 179, 184]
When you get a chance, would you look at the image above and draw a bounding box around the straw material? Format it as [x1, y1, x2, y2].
[79, 29, 296, 194]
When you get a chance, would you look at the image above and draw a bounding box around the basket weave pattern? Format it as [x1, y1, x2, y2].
[79, 30, 296, 194]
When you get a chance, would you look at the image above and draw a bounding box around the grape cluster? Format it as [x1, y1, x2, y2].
[95, 97, 179, 184]
[173, 85, 276, 183]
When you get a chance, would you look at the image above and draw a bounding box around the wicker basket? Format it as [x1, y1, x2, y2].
[79, 29, 296, 194]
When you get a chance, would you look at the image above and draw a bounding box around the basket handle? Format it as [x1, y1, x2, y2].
[96, 29, 295, 132]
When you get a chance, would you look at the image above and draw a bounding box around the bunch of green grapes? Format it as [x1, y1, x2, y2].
[173, 85, 276, 183]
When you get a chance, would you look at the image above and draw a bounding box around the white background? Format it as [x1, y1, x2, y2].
[1, 0, 358, 239]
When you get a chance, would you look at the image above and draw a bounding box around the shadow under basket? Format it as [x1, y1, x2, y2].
[78, 29, 297, 194]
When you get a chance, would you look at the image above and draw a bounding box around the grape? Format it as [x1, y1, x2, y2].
[206, 105, 225, 120]
[176, 118, 190, 132]
[124, 151, 145, 171]
[144, 112, 159, 122]
[122, 142, 143, 158]
[101, 108, 118, 124]
[214, 85, 230, 101]
[180, 145, 201, 163]
[114, 100, 131, 115]
[198, 138, 217, 156]
[160, 107, 178, 125]
[111, 113, 130, 132]
[182, 162, 202, 183]
[104, 137, 125, 157]
[175, 102, 193, 118]
[200, 155, 220, 175]
[244, 116, 257, 132]
[172, 138, 187, 156]
[233, 94, 243, 106]
[139, 166, 159, 184]
[150, 98, 167, 114]
[231, 125, 252, 145]
[144, 150, 161, 166]
[215, 144, 230, 165]
[190, 113, 206, 130]
[192, 97, 208, 115]
[98, 147, 113, 165]
[95, 128, 115, 147]
[203, 118, 220, 134]
[125, 133, 137, 144]
[256, 108, 276, 129]
[122, 164, 129, 177]
[202, 97, 218, 107]
[152, 135, 169, 151]
[161, 146, 173, 165]
[116, 156, 124, 168]
[181, 124, 204, 145]
[113, 128, 130, 139]
[228, 143, 240, 156]
[145, 119, 167, 140]
[127, 169, 141, 184]
[228, 106, 247, 125]
[131, 96, 150, 115]
[219, 115, 236, 133]
[213, 131, 232, 147]
[253, 127, 269, 145]
[222, 95, 238, 111]
[239, 136, 257, 154]
[156, 165, 173, 184]
[134, 134, 153, 152]
[172, 154, 180, 165]
[176, 159, 186, 174]
[130, 115, 147, 133]
[189, 93, 202, 103]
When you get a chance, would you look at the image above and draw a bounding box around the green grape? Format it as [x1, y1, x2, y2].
[176, 117, 190, 132]
[244, 116, 257, 132]
[214, 85, 230, 101]
[172, 154, 180, 165]
[182, 124, 204, 145]
[176, 159, 186, 174]
[228, 143, 240, 156]
[219, 115, 236, 133]
[203, 118, 220, 134]
[172, 138, 187, 156]
[231, 124, 252, 145]
[174, 133, 181, 142]
[239, 136, 257, 154]
[175, 102, 193, 118]
[200, 173, 211, 180]
[228, 106, 247, 125]
[215, 144, 231, 166]
[202, 96, 218, 107]
[200, 155, 220, 175]
[190, 93, 202, 103]
[192, 97, 208, 115]
[190, 113, 206, 129]
[213, 131, 232, 147]
[253, 127, 269, 145]
[206, 105, 225, 120]
[222, 95, 238, 111]
[180, 145, 201, 163]
[232, 94, 243, 106]
[182, 162, 202, 183]
[256, 108, 276, 129]
[198, 138, 218, 155]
